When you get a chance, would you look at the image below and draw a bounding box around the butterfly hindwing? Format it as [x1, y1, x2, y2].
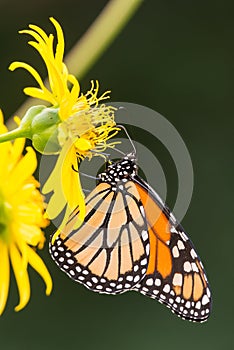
[132, 177, 212, 322]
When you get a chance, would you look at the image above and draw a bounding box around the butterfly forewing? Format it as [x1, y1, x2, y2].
[50, 180, 150, 294]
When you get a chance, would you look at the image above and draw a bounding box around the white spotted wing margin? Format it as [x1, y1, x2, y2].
[50, 180, 151, 295]
[131, 175, 212, 323]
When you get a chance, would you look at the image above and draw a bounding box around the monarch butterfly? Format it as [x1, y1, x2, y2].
[50, 133, 212, 322]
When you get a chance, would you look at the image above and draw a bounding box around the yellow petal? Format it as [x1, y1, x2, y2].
[19, 28, 48, 46]
[51, 195, 83, 245]
[50, 17, 64, 69]
[58, 144, 85, 232]
[0, 109, 3, 124]
[9, 62, 45, 91]
[27, 246, 52, 295]
[28, 39, 64, 95]
[16, 204, 45, 225]
[44, 190, 66, 221]
[13, 228, 28, 270]
[0, 111, 12, 181]
[0, 144, 11, 183]
[16, 222, 44, 247]
[27, 24, 50, 43]
[23, 87, 56, 104]
[0, 110, 8, 133]
[6, 147, 37, 195]
[61, 145, 85, 219]
[67, 73, 80, 102]
[42, 141, 71, 219]
[9, 242, 30, 312]
[10, 183, 36, 205]
[10, 137, 25, 168]
[0, 241, 10, 315]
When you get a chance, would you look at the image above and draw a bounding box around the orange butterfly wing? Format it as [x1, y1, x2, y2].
[133, 178, 212, 322]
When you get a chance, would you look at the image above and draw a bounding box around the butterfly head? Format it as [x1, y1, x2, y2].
[98, 153, 137, 186]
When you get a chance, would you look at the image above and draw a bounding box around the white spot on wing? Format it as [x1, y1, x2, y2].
[183, 261, 192, 273]
[145, 244, 150, 255]
[155, 278, 161, 286]
[146, 278, 153, 286]
[190, 248, 197, 259]
[180, 231, 188, 241]
[172, 246, 180, 258]
[142, 230, 148, 241]
[140, 258, 147, 266]
[163, 284, 170, 293]
[172, 273, 183, 286]
[134, 275, 140, 283]
[170, 226, 177, 233]
[177, 240, 185, 250]
[170, 212, 176, 223]
[191, 262, 199, 272]
[202, 295, 209, 305]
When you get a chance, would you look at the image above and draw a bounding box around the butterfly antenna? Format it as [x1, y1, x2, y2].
[79, 171, 99, 180]
[116, 124, 137, 155]
[90, 150, 111, 157]
[112, 147, 126, 156]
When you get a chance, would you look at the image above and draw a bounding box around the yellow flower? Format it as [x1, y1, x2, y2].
[0, 111, 52, 315]
[8, 17, 119, 235]
[9, 17, 112, 122]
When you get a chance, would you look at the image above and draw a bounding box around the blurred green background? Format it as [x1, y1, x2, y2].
[0, 0, 233, 348]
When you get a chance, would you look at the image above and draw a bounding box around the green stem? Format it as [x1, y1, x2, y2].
[0, 127, 29, 143]
[65, 0, 144, 79]
[7, 0, 144, 129]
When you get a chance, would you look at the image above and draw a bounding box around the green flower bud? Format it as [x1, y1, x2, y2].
[30, 107, 62, 154]
[19, 105, 47, 133]
[0, 105, 63, 155]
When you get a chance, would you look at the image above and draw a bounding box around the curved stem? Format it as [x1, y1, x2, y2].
[7, 0, 144, 129]
[66, 0, 144, 79]
[0, 127, 29, 143]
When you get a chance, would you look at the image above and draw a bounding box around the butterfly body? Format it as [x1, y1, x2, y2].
[50, 153, 212, 322]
